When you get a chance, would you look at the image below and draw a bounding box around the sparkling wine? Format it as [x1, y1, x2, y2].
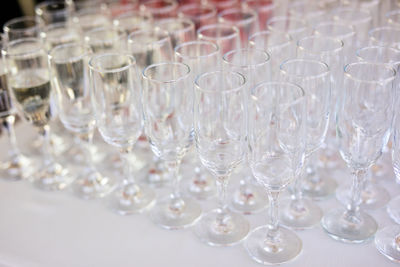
[10, 69, 52, 127]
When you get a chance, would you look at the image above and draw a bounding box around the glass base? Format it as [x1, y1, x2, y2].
[301, 176, 337, 200]
[0, 153, 34, 181]
[143, 162, 172, 188]
[336, 183, 390, 210]
[186, 174, 217, 200]
[279, 198, 322, 229]
[32, 132, 70, 156]
[375, 225, 400, 263]
[33, 162, 74, 191]
[230, 181, 268, 214]
[387, 196, 400, 224]
[149, 196, 202, 230]
[108, 183, 155, 215]
[193, 209, 249, 246]
[245, 225, 302, 265]
[321, 208, 377, 243]
[71, 170, 114, 199]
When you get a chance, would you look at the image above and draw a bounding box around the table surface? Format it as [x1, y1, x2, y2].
[0, 121, 399, 267]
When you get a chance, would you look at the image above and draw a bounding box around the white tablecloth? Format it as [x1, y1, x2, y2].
[0, 122, 399, 267]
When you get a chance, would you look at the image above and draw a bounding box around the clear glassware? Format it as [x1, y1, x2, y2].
[375, 225, 400, 262]
[279, 59, 330, 229]
[340, 0, 380, 28]
[3, 16, 44, 42]
[222, 48, 271, 214]
[156, 18, 196, 48]
[142, 62, 201, 229]
[242, 0, 279, 31]
[174, 40, 219, 200]
[0, 34, 33, 181]
[266, 16, 310, 42]
[3, 37, 74, 190]
[49, 42, 113, 199]
[105, 0, 139, 18]
[248, 30, 294, 79]
[84, 26, 127, 54]
[218, 8, 258, 48]
[321, 62, 396, 243]
[204, 0, 239, 13]
[89, 53, 155, 214]
[139, 0, 178, 20]
[113, 11, 153, 35]
[35, 0, 74, 25]
[296, 35, 344, 200]
[72, 6, 112, 34]
[386, 9, 400, 28]
[331, 7, 372, 47]
[197, 23, 240, 56]
[245, 81, 306, 265]
[193, 70, 249, 246]
[178, 3, 217, 31]
[40, 22, 81, 51]
[368, 26, 400, 49]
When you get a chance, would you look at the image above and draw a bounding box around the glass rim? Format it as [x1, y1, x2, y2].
[332, 7, 372, 24]
[43, 21, 78, 31]
[218, 7, 258, 25]
[113, 9, 152, 21]
[243, 0, 278, 12]
[139, 0, 178, 13]
[156, 17, 195, 34]
[222, 48, 271, 68]
[128, 28, 170, 45]
[297, 35, 344, 55]
[3, 16, 43, 33]
[344, 62, 396, 84]
[2, 37, 45, 58]
[174, 40, 219, 59]
[250, 81, 306, 105]
[84, 26, 126, 43]
[356, 45, 400, 64]
[142, 61, 191, 84]
[88, 53, 136, 74]
[313, 21, 356, 39]
[267, 16, 308, 33]
[248, 30, 293, 49]
[49, 42, 90, 64]
[178, 3, 217, 19]
[197, 23, 239, 41]
[194, 70, 246, 94]
[368, 26, 400, 45]
[280, 58, 330, 80]
[35, 0, 70, 14]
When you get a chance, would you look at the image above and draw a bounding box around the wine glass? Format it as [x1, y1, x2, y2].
[279, 58, 330, 229]
[178, 3, 217, 31]
[139, 0, 178, 20]
[35, 0, 74, 26]
[245, 81, 306, 265]
[142, 62, 202, 229]
[197, 23, 240, 56]
[222, 47, 271, 214]
[3, 16, 44, 42]
[174, 40, 219, 200]
[49, 42, 113, 199]
[242, 0, 279, 31]
[321, 62, 396, 243]
[218, 7, 258, 48]
[72, 6, 112, 34]
[84, 26, 127, 54]
[113, 11, 153, 35]
[296, 35, 344, 200]
[40, 22, 82, 51]
[2, 37, 74, 190]
[266, 16, 310, 42]
[0, 34, 33, 180]
[89, 53, 155, 214]
[156, 18, 196, 48]
[193, 70, 249, 246]
[368, 26, 400, 50]
[248, 30, 294, 79]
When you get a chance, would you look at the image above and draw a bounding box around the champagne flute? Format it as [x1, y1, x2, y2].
[193, 70, 249, 246]
[368, 26, 400, 49]
[139, 0, 178, 20]
[49, 42, 113, 199]
[142, 62, 202, 229]
[3, 16, 44, 42]
[40, 22, 82, 51]
[84, 26, 127, 54]
[266, 16, 310, 42]
[113, 11, 153, 35]
[197, 23, 240, 56]
[3, 37, 73, 190]
[72, 6, 112, 34]
[178, 3, 217, 31]
[242, 0, 279, 31]
[89, 53, 155, 214]
[156, 18, 196, 48]
[245, 81, 306, 265]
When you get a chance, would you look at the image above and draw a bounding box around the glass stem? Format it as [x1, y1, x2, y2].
[121, 148, 135, 184]
[166, 159, 182, 199]
[39, 124, 54, 166]
[266, 191, 280, 241]
[346, 168, 366, 218]
[3, 115, 20, 156]
[306, 153, 320, 184]
[78, 131, 97, 172]
[216, 176, 229, 214]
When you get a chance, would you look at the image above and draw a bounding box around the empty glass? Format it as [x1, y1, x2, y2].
[321, 62, 396, 243]
[368, 27, 400, 50]
[3, 38, 73, 190]
[266, 16, 310, 42]
[84, 27, 127, 54]
[222, 48, 271, 214]
[139, 0, 178, 20]
[142, 62, 201, 229]
[279, 59, 330, 229]
[243, 0, 279, 31]
[174, 40, 219, 199]
[193, 70, 249, 246]
[35, 0, 74, 25]
[218, 8, 258, 48]
[72, 6, 112, 34]
[245, 81, 306, 265]
[178, 3, 217, 31]
[89, 53, 155, 214]
[156, 18, 196, 48]
[40, 22, 81, 51]
[113, 11, 153, 35]
[197, 23, 240, 56]
[49, 42, 113, 199]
